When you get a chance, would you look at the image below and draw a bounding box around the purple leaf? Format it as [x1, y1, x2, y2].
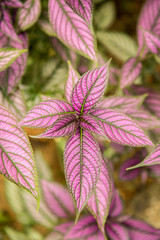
[128, 144, 160, 169]
[119, 156, 141, 181]
[65, 62, 80, 103]
[90, 108, 153, 146]
[98, 95, 145, 110]
[106, 222, 129, 240]
[149, 164, 160, 177]
[0, 48, 26, 72]
[42, 180, 75, 218]
[120, 57, 142, 89]
[137, 0, 160, 54]
[64, 128, 101, 216]
[65, 216, 105, 240]
[3, 0, 23, 8]
[48, 0, 97, 61]
[18, 100, 75, 128]
[0, 8, 21, 42]
[109, 190, 123, 218]
[87, 158, 112, 233]
[55, 222, 74, 234]
[71, 62, 110, 114]
[35, 114, 77, 138]
[0, 105, 39, 199]
[123, 218, 160, 240]
[17, 0, 41, 30]
[0, 33, 28, 94]
[64, 0, 93, 23]
[143, 29, 160, 55]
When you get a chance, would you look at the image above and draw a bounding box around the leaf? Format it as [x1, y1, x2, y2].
[65, 61, 80, 103]
[18, 100, 75, 128]
[35, 114, 77, 138]
[106, 222, 129, 240]
[5, 227, 28, 240]
[65, 216, 105, 240]
[0, 105, 39, 199]
[123, 218, 160, 240]
[71, 61, 111, 114]
[97, 31, 138, 62]
[0, 48, 26, 72]
[109, 190, 123, 218]
[17, 0, 41, 30]
[120, 57, 142, 89]
[55, 222, 74, 234]
[109, 66, 120, 85]
[0, 8, 21, 43]
[143, 29, 160, 55]
[90, 108, 153, 146]
[48, 0, 97, 61]
[94, 1, 116, 29]
[38, 19, 56, 37]
[87, 158, 112, 233]
[0, 33, 28, 94]
[42, 180, 75, 219]
[64, 128, 101, 216]
[64, 0, 93, 23]
[98, 95, 145, 110]
[3, 0, 23, 8]
[137, 0, 160, 53]
[46, 232, 63, 240]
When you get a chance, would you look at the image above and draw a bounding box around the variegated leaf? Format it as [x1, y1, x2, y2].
[0, 105, 39, 199]
[3, 0, 23, 8]
[17, 0, 41, 30]
[65, 61, 80, 103]
[64, 0, 93, 23]
[97, 31, 138, 62]
[120, 57, 142, 89]
[87, 158, 112, 233]
[90, 108, 153, 146]
[0, 48, 26, 72]
[42, 180, 75, 219]
[0, 8, 21, 42]
[64, 128, 101, 216]
[71, 62, 110, 114]
[18, 100, 75, 128]
[48, 0, 97, 61]
[35, 114, 77, 138]
[143, 29, 160, 55]
[106, 222, 129, 240]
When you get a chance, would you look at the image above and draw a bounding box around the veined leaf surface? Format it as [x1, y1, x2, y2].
[17, 0, 41, 30]
[71, 62, 110, 114]
[3, 0, 23, 8]
[87, 158, 112, 233]
[143, 30, 160, 55]
[64, 128, 101, 215]
[65, 62, 80, 103]
[65, 0, 93, 23]
[0, 105, 38, 199]
[90, 108, 153, 146]
[48, 0, 97, 61]
[106, 222, 129, 240]
[0, 48, 26, 72]
[19, 100, 75, 128]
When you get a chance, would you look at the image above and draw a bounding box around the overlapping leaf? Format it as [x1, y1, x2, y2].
[42, 180, 75, 219]
[65, 0, 93, 23]
[0, 105, 38, 199]
[87, 158, 112, 233]
[109, 190, 123, 218]
[0, 48, 26, 72]
[3, 0, 23, 8]
[17, 0, 41, 30]
[48, 0, 97, 61]
[64, 128, 101, 215]
[65, 62, 80, 103]
[71, 62, 110, 114]
[90, 108, 153, 146]
[18, 100, 75, 128]
[120, 57, 142, 89]
[143, 29, 160, 55]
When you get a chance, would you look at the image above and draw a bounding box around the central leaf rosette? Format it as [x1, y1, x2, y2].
[19, 61, 153, 218]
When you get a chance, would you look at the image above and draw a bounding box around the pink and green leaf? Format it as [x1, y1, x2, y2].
[0, 105, 39, 199]
[106, 222, 129, 240]
[87, 158, 112, 233]
[64, 128, 101, 218]
[18, 100, 75, 128]
[71, 61, 111, 114]
[109, 190, 123, 218]
[64, 0, 93, 23]
[3, 0, 23, 8]
[90, 108, 153, 146]
[143, 29, 160, 55]
[42, 180, 75, 219]
[17, 0, 41, 30]
[48, 0, 97, 61]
